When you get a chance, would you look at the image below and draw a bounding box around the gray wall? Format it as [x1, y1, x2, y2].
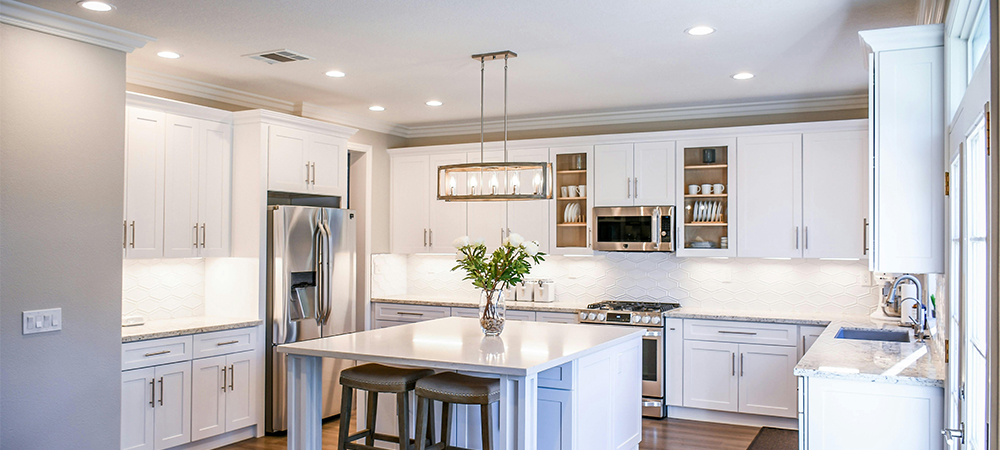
[1, 24, 126, 449]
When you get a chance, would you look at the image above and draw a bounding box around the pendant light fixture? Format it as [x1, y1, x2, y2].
[436, 51, 552, 202]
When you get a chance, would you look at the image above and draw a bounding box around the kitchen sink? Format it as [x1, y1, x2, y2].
[834, 327, 912, 342]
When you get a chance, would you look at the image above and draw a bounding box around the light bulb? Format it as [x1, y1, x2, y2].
[510, 174, 520, 194]
[469, 175, 478, 195]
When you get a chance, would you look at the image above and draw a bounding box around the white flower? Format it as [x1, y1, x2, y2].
[523, 240, 539, 256]
[453, 236, 470, 249]
[506, 233, 524, 247]
[472, 237, 486, 246]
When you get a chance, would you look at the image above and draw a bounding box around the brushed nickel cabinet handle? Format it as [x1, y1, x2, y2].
[193, 224, 199, 247]
[863, 218, 869, 255]
[804, 226, 809, 250]
[396, 311, 424, 316]
[634, 178, 638, 198]
[305, 162, 311, 183]
[740, 353, 744, 377]
[718, 330, 757, 336]
[130, 221, 136, 248]
[144, 350, 171, 357]
[222, 366, 227, 392]
[627, 178, 631, 198]
[423, 229, 428, 247]
[229, 365, 234, 391]
[201, 224, 206, 248]
[803, 336, 806, 353]
[158, 377, 164, 406]
[795, 226, 800, 249]
[124, 221, 128, 249]
[429, 229, 433, 247]
[310, 162, 316, 184]
[732, 352, 735, 376]
[216, 340, 239, 346]
[149, 378, 155, 407]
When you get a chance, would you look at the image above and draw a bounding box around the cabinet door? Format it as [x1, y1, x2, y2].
[737, 134, 803, 258]
[537, 387, 572, 450]
[593, 143, 634, 206]
[198, 120, 232, 257]
[225, 351, 257, 431]
[506, 148, 551, 253]
[308, 132, 347, 197]
[153, 361, 191, 450]
[267, 125, 309, 193]
[738, 344, 798, 418]
[125, 107, 165, 259]
[391, 154, 430, 253]
[682, 340, 739, 412]
[633, 141, 675, 206]
[466, 151, 506, 249]
[122, 368, 155, 450]
[664, 318, 684, 407]
[872, 46, 944, 273]
[799, 325, 826, 359]
[191, 356, 226, 441]
[549, 146, 595, 255]
[162, 115, 200, 258]
[428, 153, 468, 252]
[802, 130, 867, 259]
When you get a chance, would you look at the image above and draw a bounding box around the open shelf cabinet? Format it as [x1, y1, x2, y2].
[549, 146, 594, 255]
[675, 138, 737, 257]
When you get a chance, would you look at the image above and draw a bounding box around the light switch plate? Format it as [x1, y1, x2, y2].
[22, 308, 62, 335]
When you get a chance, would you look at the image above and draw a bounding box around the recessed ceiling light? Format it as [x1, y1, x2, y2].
[426, 100, 443, 107]
[78, 1, 114, 11]
[369, 106, 385, 112]
[325, 70, 346, 78]
[685, 26, 715, 36]
[157, 51, 181, 59]
[732, 72, 754, 80]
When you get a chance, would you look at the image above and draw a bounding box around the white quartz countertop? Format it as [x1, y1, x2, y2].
[277, 316, 643, 376]
[122, 316, 262, 343]
[372, 295, 591, 313]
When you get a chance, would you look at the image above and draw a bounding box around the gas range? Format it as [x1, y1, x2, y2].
[577, 301, 681, 326]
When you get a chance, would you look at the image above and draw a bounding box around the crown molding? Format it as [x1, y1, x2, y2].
[126, 92, 234, 123]
[297, 102, 409, 137]
[0, 0, 153, 52]
[233, 109, 358, 139]
[401, 94, 869, 138]
[126, 66, 296, 114]
[859, 24, 944, 54]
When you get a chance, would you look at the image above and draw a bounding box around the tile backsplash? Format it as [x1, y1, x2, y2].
[373, 253, 880, 316]
[122, 259, 206, 320]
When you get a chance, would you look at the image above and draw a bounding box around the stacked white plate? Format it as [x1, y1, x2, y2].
[692, 201, 724, 223]
[563, 203, 581, 223]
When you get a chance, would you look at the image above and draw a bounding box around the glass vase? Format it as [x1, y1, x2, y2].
[479, 289, 506, 336]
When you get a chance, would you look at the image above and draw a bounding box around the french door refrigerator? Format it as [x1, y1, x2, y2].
[266, 205, 357, 432]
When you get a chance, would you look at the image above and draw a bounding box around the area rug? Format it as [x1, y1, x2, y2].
[746, 427, 798, 450]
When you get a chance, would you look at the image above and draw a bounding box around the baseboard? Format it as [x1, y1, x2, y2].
[170, 425, 258, 450]
[665, 406, 798, 430]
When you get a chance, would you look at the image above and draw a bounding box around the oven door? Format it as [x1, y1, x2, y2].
[593, 206, 673, 251]
[641, 328, 664, 399]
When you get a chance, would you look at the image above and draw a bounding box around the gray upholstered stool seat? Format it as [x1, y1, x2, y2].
[414, 372, 500, 450]
[338, 363, 435, 450]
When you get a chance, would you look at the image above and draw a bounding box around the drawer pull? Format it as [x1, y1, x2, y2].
[144, 350, 171, 357]
[717, 330, 757, 336]
[216, 340, 240, 346]
[396, 311, 424, 316]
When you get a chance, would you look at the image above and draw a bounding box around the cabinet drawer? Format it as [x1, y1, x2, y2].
[193, 327, 256, 359]
[535, 312, 579, 324]
[122, 335, 193, 371]
[506, 310, 536, 322]
[374, 303, 450, 323]
[684, 319, 797, 347]
[538, 362, 573, 390]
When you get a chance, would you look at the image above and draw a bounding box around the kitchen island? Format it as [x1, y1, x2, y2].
[277, 317, 644, 450]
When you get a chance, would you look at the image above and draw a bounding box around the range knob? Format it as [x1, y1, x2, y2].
[579, 312, 588, 320]
[631, 315, 641, 323]
[597, 313, 606, 321]
[641, 315, 651, 324]
[588, 312, 597, 321]
[651, 316, 661, 325]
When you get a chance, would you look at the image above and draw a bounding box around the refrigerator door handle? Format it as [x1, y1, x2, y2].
[314, 222, 326, 326]
[319, 221, 333, 326]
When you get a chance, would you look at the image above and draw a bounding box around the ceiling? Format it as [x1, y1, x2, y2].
[25, 0, 918, 128]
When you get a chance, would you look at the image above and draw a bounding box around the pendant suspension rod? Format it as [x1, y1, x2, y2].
[504, 53, 508, 162]
[480, 56, 485, 162]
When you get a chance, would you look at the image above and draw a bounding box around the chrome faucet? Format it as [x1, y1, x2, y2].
[890, 274, 928, 341]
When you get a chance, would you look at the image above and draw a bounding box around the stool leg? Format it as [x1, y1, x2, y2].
[480, 403, 494, 450]
[414, 396, 428, 450]
[365, 390, 378, 446]
[440, 402, 451, 448]
[338, 386, 353, 449]
[397, 392, 411, 450]
[426, 400, 436, 445]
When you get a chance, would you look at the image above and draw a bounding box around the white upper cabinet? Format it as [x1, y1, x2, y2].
[427, 153, 468, 252]
[802, 130, 868, 259]
[390, 154, 431, 254]
[594, 143, 634, 206]
[307, 132, 347, 197]
[266, 126, 309, 194]
[124, 107, 166, 259]
[467, 151, 506, 249]
[198, 121, 232, 257]
[594, 142, 675, 207]
[506, 148, 551, 253]
[861, 25, 945, 273]
[737, 134, 803, 258]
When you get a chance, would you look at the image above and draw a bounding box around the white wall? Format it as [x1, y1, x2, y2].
[0, 24, 126, 449]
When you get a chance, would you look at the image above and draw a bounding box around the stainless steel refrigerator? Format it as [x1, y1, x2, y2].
[266, 205, 357, 433]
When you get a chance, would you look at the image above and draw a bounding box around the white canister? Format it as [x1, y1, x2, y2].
[533, 279, 556, 303]
[514, 281, 532, 301]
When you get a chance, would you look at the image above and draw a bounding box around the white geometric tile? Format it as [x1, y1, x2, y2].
[122, 259, 206, 320]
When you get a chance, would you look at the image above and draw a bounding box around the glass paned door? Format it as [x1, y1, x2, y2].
[963, 118, 989, 450]
[947, 151, 962, 450]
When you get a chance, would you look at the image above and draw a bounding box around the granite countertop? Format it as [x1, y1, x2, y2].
[371, 295, 591, 314]
[663, 307, 841, 326]
[122, 316, 263, 343]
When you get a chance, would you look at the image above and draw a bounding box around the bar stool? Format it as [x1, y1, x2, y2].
[413, 372, 500, 450]
[338, 363, 435, 450]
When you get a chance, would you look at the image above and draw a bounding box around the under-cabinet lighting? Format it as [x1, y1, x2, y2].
[564, 254, 594, 258]
[763, 257, 792, 260]
[414, 253, 457, 256]
[820, 258, 861, 261]
[708, 257, 729, 260]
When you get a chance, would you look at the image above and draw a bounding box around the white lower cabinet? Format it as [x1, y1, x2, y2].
[736, 344, 797, 418]
[192, 350, 257, 440]
[683, 340, 740, 412]
[537, 387, 572, 450]
[535, 311, 579, 324]
[799, 325, 826, 359]
[153, 361, 193, 450]
[122, 367, 156, 450]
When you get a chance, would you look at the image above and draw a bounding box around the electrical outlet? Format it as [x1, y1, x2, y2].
[861, 271, 872, 286]
[22, 308, 61, 335]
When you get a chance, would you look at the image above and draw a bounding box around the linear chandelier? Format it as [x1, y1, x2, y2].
[436, 50, 552, 202]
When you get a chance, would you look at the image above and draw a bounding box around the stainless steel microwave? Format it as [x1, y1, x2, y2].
[592, 206, 674, 252]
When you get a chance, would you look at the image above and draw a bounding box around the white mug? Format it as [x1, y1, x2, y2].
[560, 186, 569, 197]
[577, 185, 586, 197]
[701, 183, 713, 195]
[688, 185, 701, 195]
[568, 185, 579, 197]
[713, 184, 725, 194]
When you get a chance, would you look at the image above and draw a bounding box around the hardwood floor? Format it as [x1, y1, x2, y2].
[221, 416, 760, 450]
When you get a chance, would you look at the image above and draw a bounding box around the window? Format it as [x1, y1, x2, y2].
[963, 118, 988, 450]
[968, 2, 990, 81]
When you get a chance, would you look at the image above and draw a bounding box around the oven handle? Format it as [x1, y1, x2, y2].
[644, 330, 662, 337]
[642, 401, 663, 408]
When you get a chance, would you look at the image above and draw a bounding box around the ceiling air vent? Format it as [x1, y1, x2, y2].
[243, 49, 313, 65]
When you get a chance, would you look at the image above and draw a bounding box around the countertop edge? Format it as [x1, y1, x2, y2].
[371, 296, 587, 313]
[793, 368, 945, 388]
[122, 319, 263, 343]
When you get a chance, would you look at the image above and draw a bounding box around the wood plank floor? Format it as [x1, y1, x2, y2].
[220, 416, 760, 450]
